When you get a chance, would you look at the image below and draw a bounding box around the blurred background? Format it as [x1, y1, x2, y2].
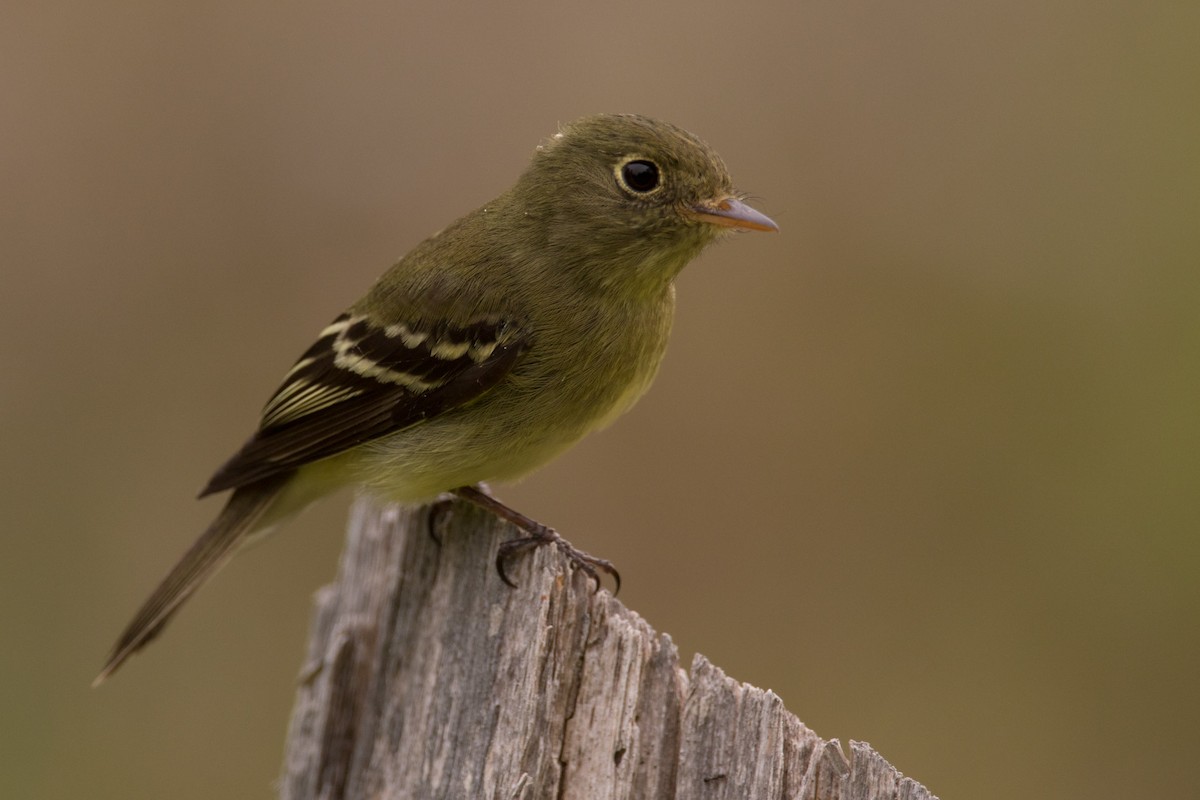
[3, 1, 1197, 798]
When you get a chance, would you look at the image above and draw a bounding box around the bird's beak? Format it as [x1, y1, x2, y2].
[687, 197, 779, 233]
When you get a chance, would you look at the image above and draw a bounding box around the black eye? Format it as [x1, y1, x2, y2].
[620, 159, 660, 193]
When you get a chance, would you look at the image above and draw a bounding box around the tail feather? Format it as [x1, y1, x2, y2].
[94, 475, 289, 685]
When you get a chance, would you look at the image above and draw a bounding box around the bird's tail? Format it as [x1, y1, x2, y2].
[93, 474, 291, 685]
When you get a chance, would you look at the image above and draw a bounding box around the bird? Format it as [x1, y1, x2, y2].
[95, 113, 778, 684]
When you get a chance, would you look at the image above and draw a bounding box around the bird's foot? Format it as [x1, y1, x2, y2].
[495, 524, 620, 593]
[426, 496, 455, 544]
[451, 485, 620, 593]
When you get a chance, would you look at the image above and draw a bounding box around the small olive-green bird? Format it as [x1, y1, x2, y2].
[96, 113, 777, 683]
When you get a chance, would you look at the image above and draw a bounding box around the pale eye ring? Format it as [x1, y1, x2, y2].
[616, 158, 662, 194]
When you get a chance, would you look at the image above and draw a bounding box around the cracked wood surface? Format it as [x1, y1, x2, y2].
[279, 496, 939, 800]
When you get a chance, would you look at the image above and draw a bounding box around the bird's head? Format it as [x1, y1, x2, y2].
[514, 114, 777, 294]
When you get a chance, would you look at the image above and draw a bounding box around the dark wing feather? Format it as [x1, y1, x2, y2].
[200, 312, 527, 496]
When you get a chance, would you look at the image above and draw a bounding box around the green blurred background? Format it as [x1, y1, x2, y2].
[4, 1, 1197, 798]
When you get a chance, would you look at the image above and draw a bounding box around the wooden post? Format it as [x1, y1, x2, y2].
[279, 496, 939, 800]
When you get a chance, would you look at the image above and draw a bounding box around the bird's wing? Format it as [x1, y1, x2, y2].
[200, 310, 527, 496]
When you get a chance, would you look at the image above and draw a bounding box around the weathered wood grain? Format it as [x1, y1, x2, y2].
[279, 496, 938, 800]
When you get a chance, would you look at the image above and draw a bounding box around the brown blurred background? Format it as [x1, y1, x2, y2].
[3, 1, 1197, 798]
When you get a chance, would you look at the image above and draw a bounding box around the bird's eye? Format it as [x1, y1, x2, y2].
[618, 159, 661, 194]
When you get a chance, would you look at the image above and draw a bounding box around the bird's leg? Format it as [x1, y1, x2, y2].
[451, 485, 620, 594]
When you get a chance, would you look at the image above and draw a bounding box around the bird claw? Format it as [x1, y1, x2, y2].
[426, 497, 457, 545]
[496, 525, 621, 594]
[451, 485, 620, 594]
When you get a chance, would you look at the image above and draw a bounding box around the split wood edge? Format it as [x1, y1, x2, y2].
[279, 496, 939, 800]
